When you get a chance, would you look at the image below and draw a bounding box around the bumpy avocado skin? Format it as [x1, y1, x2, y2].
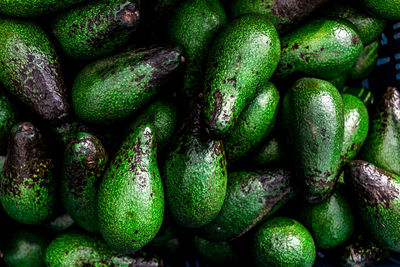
[229, 0, 328, 32]
[359, 0, 400, 20]
[275, 19, 363, 80]
[324, 3, 386, 45]
[61, 132, 107, 233]
[348, 41, 379, 81]
[283, 78, 344, 203]
[52, 0, 140, 60]
[200, 169, 296, 241]
[224, 82, 279, 162]
[253, 217, 316, 267]
[203, 14, 281, 137]
[360, 87, 400, 175]
[298, 189, 355, 249]
[346, 160, 400, 253]
[72, 46, 182, 125]
[164, 103, 227, 228]
[97, 124, 164, 254]
[0, 17, 69, 123]
[0, 91, 17, 153]
[341, 94, 369, 165]
[0, 122, 55, 225]
[168, 0, 227, 98]
[193, 235, 239, 264]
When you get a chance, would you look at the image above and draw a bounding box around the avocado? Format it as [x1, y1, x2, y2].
[252, 217, 316, 267]
[0, 91, 17, 153]
[359, 0, 400, 20]
[72, 46, 182, 125]
[0, 17, 69, 123]
[283, 78, 344, 203]
[346, 160, 400, 252]
[341, 86, 374, 107]
[250, 135, 287, 166]
[163, 102, 227, 228]
[348, 41, 379, 81]
[224, 81, 279, 163]
[360, 87, 400, 175]
[275, 19, 363, 80]
[61, 132, 107, 233]
[51, 121, 90, 148]
[52, 0, 140, 61]
[168, 0, 227, 98]
[200, 169, 296, 241]
[298, 188, 355, 249]
[203, 14, 281, 137]
[193, 235, 239, 265]
[0, 122, 55, 225]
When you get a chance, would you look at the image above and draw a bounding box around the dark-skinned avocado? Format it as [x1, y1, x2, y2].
[360, 87, 400, 175]
[359, 0, 400, 20]
[346, 160, 400, 252]
[168, 0, 227, 98]
[0, 17, 69, 123]
[72, 46, 183, 125]
[200, 169, 296, 241]
[164, 102, 227, 228]
[0, 122, 55, 225]
[52, 0, 140, 61]
[224, 81, 279, 163]
[252, 217, 316, 267]
[61, 132, 108, 233]
[275, 19, 363, 80]
[348, 41, 379, 81]
[0, 91, 17, 153]
[283, 78, 344, 203]
[193, 235, 239, 265]
[203, 14, 281, 137]
[97, 124, 164, 254]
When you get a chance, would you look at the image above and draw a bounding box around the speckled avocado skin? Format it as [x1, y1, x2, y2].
[283, 78, 344, 203]
[229, 0, 328, 32]
[72, 46, 182, 125]
[0, 0, 89, 17]
[224, 82, 279, 163]
[346, 160, 400, 253]
[45, 232, 161, 266]
[97, 124, 164, 254]
[253, 217, 316, 267]
[0, 91, 17, 153]
[360, 87, 400, 175]
[193, 235, 238, 264]
[0, 122, 55, 225]
[200, 169, 296, 241]
[298, 188, 355, 249]
[0, 17, 69, 123]
[348, 41, 379, 81]
[52, 0, 140, 60]
[168, 0, 227, 98]
[164, 103, 227, 228]
[275, 19, 363, 80]
[359, 0, 400, 20]
[61, 132, 107, 233]
[341, 94, 369, 165]
[203, 14, 281, 137]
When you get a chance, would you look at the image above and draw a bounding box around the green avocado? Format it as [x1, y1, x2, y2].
[203, 14, 281, 137]
[348, 41, 379, 81]
[327, 74, 347, 91]
[0, 122, 55, 225]
[283, 78, 344, 203]
[252, 217, 316, 267]
[341, 86, 374, 107]
[97, 124, 164, 253]
[52, 0, 140, 61]
[359, 0, 400, 20]
[250, 135, 287, 166]
[0, 91, 17, 153]
[193, 235, 239, 265]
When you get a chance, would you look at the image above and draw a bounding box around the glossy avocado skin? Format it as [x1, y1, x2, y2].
[52, 0, 140, 61]
[0, 122, 55, 225]
[341, 94, 369, 165]
[200, 169, 296, 241]
[224, 82, 279, 163]
[164, 103, 227, 228]
[348, 41, 379, 81]
[193, 235, 238, 264]
[229, 0, 328, 33]
[360, 87, 400, 175]
[72, 46, 182, 125]
[97, 124, 164, 253]
[61, 132, 108, 233]
[346, 160, 400, 253]
[252, 217, 316, 267]
[0, 17, 69, 123]
[275, 19, 363, 80]
[0, 0, 88, 17]
[283, 78, 344, 203]
[298, 189, 355, 249]
[203, 14, 281, 137]
[168, 0, 227, 98]
[0, 91, 17, 153]
[359, 0, 400, 20]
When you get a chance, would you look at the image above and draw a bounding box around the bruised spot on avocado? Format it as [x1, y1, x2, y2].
[209, 90, 224, 128]
[291, 43, 299, 50]
[352, 35, 360, 46]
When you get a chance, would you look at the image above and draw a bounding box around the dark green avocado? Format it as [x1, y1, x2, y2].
[250, 135, 288, 166]
[359, 0, 400, 20]
[348, 41, 379, 81]
[0, 90, 17, 153]
[193, 235, 239, 265]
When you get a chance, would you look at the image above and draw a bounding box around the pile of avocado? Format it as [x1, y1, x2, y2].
[0, 0, 399, 266]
